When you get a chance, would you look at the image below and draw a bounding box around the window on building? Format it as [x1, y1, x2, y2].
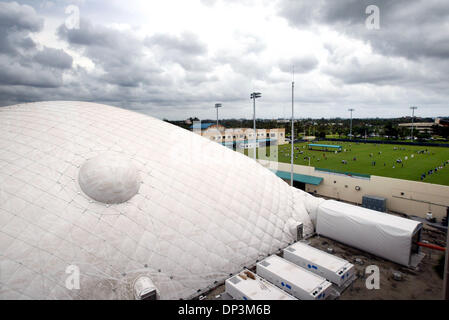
[271, 133, 275, 137]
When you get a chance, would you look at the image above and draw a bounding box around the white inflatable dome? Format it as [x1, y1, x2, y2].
[0, 101, 321, 299]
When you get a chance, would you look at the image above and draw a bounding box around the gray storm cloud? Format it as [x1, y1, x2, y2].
[0, 0, 448, 118]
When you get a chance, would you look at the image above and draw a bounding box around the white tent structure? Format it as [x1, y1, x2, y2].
[0, 101, 321, 300]
[316, 200, 423, 266]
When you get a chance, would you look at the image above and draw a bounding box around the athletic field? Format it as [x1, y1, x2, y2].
[255, 141, 449, 186]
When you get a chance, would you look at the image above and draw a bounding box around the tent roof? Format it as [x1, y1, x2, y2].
[308, 144, 342, 149]
[319, 200, 420, 233]
[316, 200, 422, 266]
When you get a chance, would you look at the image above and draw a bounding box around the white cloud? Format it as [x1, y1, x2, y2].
[0, 0, 448, 119]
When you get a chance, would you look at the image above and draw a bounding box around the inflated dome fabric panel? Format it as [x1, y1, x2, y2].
[0, 101, 318, 299]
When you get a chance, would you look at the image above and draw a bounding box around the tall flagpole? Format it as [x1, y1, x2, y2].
[250, 92, 261, 161]
[253, 95, 256, 161]
[410, 106, 417, 141]
[290, 66, 295, 186]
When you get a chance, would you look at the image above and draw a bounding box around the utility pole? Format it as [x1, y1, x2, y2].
[291, 67, 295, 187]
[410, 106, 418, 141]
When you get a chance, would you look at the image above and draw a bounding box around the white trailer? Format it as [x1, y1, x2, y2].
[256, 255, 332, 300]
[225, 269, 297, 300]
[283, 242, 354, 286]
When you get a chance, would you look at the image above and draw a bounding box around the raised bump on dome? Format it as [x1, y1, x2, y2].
[78, 152, 140, 204]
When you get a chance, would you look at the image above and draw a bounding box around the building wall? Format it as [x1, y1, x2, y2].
[200, 127, 286, 145]
[398, 122, 435, 133]
[259, 160, 449, 220]
[269, 128, 286, 145]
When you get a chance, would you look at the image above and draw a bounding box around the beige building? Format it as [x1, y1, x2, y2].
[398, 118, 449, 134]
[398, 122, 435, 134]
[259, 160, 449, 221]
[192, 123, 286, 148]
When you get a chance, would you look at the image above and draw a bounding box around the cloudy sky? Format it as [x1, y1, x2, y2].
[0, 0, 448, 120]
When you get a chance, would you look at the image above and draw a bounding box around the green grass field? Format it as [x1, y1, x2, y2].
[252, 141, 449, 186]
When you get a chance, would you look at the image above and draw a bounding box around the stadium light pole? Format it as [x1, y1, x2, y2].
[410, 106, 418, 141]
[348, 108, 355, 139]
[291, 67, 295, 186]
[215, 103, 222, 128]
[250, 92, 261, 161]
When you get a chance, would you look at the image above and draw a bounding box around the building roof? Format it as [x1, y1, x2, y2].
[189, 122, 216, 129]
[0, 101, 317, 300]
[273, 170, 323, 185]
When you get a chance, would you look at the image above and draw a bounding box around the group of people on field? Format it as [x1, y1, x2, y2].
[420, 160, 449, 180]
